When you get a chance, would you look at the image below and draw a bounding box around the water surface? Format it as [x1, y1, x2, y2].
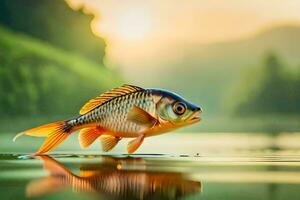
[1, 132, 300, 200]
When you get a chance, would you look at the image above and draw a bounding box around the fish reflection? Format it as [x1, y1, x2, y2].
[27, 156, 201, 200]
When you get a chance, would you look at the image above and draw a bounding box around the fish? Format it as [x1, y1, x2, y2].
[14, 84, 202, 154]
[26, 156, 202, 200]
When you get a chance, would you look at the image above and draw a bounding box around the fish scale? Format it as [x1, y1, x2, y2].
[67, 91, 144, 129]
[72, 90, 155, 135]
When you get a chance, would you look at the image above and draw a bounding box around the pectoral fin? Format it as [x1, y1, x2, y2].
[127, 135, 144, 154]
[127, 105, 157, 128]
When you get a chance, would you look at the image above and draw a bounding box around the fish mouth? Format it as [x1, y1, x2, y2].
[186, 110, 202, 123]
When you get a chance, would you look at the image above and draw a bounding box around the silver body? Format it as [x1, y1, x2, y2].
[69, 90, 156, 136]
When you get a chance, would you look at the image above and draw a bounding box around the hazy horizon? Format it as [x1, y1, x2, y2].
[66, 0, 300, 82]
[68, 0, 300, 43]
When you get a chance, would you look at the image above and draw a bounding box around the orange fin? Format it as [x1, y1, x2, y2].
[99, 135, 121, 152]
[80, 84, 144, 115]
[127, 135, 144, 154]
[26, 156, 73, 197]
[79, 127, 104, 148]
[79, 170, 102, 178]
[26, 177, 65, 198]
[37, 130, 70, 154]
[14, 121, 72, 154]
[36, 155, 71, 175]
[13, 122, 65, 142]
[38, 156, 95, 193]
[127, 105, 157, 128]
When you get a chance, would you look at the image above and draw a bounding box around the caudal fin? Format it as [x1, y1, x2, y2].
[14, 121, 72, 154]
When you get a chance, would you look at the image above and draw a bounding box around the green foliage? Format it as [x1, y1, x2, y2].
[0, 0, 105, 63]
[159, 25, 300, 116]
[0, 26, 122, 117]
[232, 53, 300, 115]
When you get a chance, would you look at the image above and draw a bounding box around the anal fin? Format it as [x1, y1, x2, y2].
[100, 135, 121, 152]
[127, 135, 144, 154]
[79, 126, 104, 148]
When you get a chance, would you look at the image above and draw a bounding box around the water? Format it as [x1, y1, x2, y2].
[1, 132, 300, 200]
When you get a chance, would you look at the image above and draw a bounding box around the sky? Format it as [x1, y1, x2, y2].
[68, 0, 300, 43]
[67, 0, 300, 82]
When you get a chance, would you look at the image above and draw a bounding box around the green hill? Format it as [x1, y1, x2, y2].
[160, 24, 300, 115]
[0, 26, 122, 117]
[0, 0, 106, 63]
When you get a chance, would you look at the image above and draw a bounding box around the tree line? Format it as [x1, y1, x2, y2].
[233, 53, 300, 116]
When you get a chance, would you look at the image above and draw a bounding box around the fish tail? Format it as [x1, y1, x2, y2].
[13, 121, 73, 154]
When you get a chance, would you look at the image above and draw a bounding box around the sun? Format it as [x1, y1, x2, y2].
[115, 9, 152, 41]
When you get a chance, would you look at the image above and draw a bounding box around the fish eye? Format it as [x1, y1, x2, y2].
[173, 102, 186, 115]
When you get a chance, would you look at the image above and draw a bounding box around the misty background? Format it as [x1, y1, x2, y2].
[0, 0, 299, 134]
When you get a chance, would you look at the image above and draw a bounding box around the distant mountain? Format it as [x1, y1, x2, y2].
[187, 24, 300, 69]
[160, 25, 300, 115]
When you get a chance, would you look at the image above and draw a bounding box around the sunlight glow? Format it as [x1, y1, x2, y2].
[66, 0, 300, 80]
[115, 9, 152, 41]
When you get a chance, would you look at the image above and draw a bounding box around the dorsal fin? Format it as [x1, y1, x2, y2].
[79, 84, 144, 115]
